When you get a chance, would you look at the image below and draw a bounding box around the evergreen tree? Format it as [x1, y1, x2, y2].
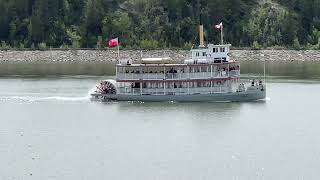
[0, 0, 318, 49]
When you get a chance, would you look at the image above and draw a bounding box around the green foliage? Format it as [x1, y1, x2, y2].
[66, 27, 81, 48]
[38, 42, 47, 49]
[30, 43, 35, 49]
[252, 41, 261, 50]
[0, 0, 319, 49]
[243, 3, 295, 47]
[1, 41, 11, 49]
[183, 42, 193, 50]
[293, 37, 301, 50]
[102, 10, 131, 47]
[140, 39, 159, 49]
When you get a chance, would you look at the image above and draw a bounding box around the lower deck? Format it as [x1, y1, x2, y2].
[91, 85, 266, 102]
[117, 78, 240, 96]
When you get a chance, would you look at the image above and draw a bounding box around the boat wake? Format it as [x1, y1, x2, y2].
[0, 95, 90, 103]
[0, 88, 98, 103]
[34, 96, 90, 102]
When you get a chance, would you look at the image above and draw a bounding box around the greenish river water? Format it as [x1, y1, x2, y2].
[0, 61, 320, 180]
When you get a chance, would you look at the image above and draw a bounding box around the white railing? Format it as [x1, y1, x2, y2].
[117, 71, 233, 80]
[229, 70, 240, 76]
[120, 87, 141, 95]
[143, 73, 164, 79]
[118, 87, 230, 95]
[117, 73, 142, 80]
[188, 72, 212, 79]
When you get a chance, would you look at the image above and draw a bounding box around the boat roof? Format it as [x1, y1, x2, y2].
[141, 57, 172, 64]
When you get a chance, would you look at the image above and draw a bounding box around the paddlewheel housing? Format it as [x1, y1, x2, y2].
[95, 80, 117, 95]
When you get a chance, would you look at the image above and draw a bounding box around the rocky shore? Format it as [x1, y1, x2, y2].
[0, 49, 319, 62]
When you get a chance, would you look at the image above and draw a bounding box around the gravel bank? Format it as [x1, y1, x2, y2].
[0, 49, 319, 62]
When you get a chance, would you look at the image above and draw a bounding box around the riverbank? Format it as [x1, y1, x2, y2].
[0, 49, 319, 62]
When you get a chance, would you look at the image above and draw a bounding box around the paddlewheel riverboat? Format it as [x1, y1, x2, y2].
[91, 24, 266, 102]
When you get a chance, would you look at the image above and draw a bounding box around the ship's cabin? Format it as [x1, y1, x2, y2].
[115, 56, 241, 96]
[188, 44, 231, 64]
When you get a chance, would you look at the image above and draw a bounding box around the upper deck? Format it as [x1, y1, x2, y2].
[116, 43, 237, 81]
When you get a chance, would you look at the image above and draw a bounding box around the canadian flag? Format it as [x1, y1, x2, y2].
[215, 22, 223, 29]
[108, 38, 119, 47]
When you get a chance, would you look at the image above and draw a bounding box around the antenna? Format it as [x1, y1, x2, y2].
[264, 59, 267, 88]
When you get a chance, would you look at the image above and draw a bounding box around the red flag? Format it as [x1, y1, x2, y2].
[108, 38, 119, 47]
[215, 22, 223, 29]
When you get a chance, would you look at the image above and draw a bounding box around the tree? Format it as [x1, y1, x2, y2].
[102, 11, 131, 47]
[82, 0, 104, 47]
[293, 37, 300, 50]
[0, 0, 318, 49]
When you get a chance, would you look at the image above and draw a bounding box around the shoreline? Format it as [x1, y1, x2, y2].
[0, 49, 320, 62]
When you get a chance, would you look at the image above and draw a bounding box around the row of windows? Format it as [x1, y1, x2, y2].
[213, 47, 226, 53]
[195, 47, 226, 57]
[119, 79, 240, 89]
[117, 64, 237, 73]
[195, 52, 206, 56]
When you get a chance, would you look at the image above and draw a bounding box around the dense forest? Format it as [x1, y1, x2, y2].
[0, 0, 319, 49]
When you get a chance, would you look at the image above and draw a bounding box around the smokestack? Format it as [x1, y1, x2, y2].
[199, 14, 205, 48]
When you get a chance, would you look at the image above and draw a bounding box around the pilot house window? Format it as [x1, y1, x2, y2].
[220, 48, 225, 52]
[213, 48, 218, 53]
[196, 52, 200, 56]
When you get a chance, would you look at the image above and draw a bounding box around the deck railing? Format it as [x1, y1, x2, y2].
[117, 70, 239, 80]
[229, 70, 240, 76]
[118, 87, 230, 95]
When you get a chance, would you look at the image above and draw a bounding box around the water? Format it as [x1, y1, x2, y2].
[1, 61, 320, 180]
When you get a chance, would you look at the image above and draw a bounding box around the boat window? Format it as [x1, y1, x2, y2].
[214, 58, 223, 63]
[213, 48, 218, 53]
[117, 67, 122, 73]
[203, 52, 206, 56]
[182, 82, 187, 88]
[201, 66, 207, 72]
[220, 48, 225, 52]
[196, 52, 200, 56]
[142, 83, 147, 88]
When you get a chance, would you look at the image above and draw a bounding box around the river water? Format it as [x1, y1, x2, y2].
[0, 61, 320, 180]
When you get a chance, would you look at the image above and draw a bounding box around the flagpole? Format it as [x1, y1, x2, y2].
[117, 38, 120, 64]
[215, 22, 224, 45]
[221, 28, 224, 45]
[264, 59, 266, 88]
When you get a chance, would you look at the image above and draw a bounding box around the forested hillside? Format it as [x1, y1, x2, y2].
[0, 0, 319, 49]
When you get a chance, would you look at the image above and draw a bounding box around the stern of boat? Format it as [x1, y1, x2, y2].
[90, 80, 118, 101]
